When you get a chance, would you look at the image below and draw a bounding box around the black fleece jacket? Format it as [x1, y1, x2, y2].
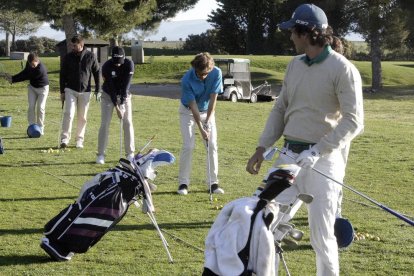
[60, 49, 100, 94]
[12, 62, 49, 88]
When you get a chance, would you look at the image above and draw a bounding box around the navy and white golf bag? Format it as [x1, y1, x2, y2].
[40, 149, 175, 261]
[203, 164, 301, 276]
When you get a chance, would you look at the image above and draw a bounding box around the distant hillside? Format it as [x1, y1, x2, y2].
[142, 19, 213, 41]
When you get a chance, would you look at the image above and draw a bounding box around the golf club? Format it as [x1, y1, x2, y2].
[273, 147, 414, 226]
[57, 101, 64, 148]
[206, 139, 213, 203]
[133, 201, 174, 263]
[272, 193, 313, 231]
[119, 118, 123, 159]
[137, 134, 156, 155]
[289, 228, 304, 241]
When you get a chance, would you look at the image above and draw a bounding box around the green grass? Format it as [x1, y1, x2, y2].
[0, 56, 413, 275]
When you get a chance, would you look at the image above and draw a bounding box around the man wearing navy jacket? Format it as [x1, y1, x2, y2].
[96, 46, 135, 164]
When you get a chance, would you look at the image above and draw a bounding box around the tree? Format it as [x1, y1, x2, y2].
[349, 0, 409, 91]
[8, 0, 200, 52]
[0, 9, 42, 55]
[183, 29, 223, 54]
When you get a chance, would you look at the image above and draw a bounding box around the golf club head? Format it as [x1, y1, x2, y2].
[289, 228, 304, 241]
[298, 193, 314, 204]
[277, 222, 294, 234]
[282, 237, 298, 248]
[263, 147, 277, 161]
[278, 204, 290, 213]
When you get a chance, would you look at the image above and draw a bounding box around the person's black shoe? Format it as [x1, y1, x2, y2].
[210, 183, 224, 194]
[60, 143, 67, 149]
[177, 184, 188, 195]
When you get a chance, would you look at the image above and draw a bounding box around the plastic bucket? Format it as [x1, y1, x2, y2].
[1, 116, 12, 127]
[27, 124, 42, 138]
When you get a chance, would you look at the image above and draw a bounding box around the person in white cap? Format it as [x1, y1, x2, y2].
[96, 46, 135, 164]
[246, 4, 364, 275]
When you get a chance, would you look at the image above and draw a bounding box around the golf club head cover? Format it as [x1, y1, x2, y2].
[258, 164, 301, 202]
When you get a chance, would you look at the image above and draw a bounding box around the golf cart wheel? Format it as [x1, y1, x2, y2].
[230, 93, 238, 103]
[250, 93, 257, 103]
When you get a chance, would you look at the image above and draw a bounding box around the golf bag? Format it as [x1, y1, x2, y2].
[0, 137, 4, 154]
[40, 149, 175, 261]
[203, 164, 300, 276]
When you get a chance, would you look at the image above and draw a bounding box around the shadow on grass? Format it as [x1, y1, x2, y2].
[0, 227, 43, 235]
[0, 196, 74, 202]
[362, 86, 414, 100]
[0, 161, 95, 168]
[1, 136, 28, 140]
[283, 243, 313, 252]
[396, 64, 414, 69]
[0, 255, 51, 266]
[114, 221, 213, 232]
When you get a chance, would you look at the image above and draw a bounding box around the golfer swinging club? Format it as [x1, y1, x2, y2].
[246, 4, 364, 275]
[177, 52, 224, 195]
[96, 46, 135, 164]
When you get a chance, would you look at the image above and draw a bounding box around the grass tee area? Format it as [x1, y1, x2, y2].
[0, 56, 413, 275]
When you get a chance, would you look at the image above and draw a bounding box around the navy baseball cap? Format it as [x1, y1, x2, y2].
[278, 4, 328, 30]
[112, 46, 125, 64]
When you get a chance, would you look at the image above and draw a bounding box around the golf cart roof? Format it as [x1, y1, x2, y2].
[214, 58, 250, 64]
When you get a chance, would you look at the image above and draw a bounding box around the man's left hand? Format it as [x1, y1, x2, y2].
[296, 146, 320, 168]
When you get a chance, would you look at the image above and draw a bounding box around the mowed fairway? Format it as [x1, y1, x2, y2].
[0, 56, 413, 275]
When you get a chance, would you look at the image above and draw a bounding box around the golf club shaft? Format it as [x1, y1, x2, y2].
[120, 118, 123, 159]
[147, 211, 174, 263]
[58, 102, 64, 148]
[137, 134, 156, 154]
[276, 148, 414, 226]
[206, 139, 212, 202]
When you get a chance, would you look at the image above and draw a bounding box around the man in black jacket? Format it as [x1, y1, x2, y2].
[96, 46, 135, 164]
[10, 52, 49, 135]
[59, 35, 100, 149]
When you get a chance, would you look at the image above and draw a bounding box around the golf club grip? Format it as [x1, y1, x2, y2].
[380, 205, 414, 226]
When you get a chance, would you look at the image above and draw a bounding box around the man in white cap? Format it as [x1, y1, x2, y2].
[246, 4, 364, 275]
[96, 46, 135, 164]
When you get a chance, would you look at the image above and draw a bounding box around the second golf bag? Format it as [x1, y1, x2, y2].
[203, 164, 301, 276]
[40, 149, 175, 261]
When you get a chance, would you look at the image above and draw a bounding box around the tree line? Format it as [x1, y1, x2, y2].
[1, 0, 413, 90]
[184, 0, 414, 91]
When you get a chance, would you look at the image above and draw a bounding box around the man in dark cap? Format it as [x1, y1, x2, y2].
[96, 46, 135, 164]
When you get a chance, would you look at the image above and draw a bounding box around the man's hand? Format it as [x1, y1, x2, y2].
[94, 91, 102, 102]
[296, 146, 320, 168]
[116, 104, 125, 120]
[246, 147, 266, 175]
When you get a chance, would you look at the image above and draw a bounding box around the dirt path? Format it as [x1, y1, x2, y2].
[130, 84, 181, 99]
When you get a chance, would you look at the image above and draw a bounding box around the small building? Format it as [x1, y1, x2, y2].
[56, 38, 109, 64]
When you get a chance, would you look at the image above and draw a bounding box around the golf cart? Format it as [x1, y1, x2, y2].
[215, 58, 273, 103]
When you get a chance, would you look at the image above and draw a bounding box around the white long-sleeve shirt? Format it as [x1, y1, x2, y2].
[259, 48, 364, 155]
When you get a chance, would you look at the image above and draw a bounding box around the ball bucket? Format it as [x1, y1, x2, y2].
[334, 217, 354, 248]
[0, 116, 12, 127]
[27, 124, 42, 138]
